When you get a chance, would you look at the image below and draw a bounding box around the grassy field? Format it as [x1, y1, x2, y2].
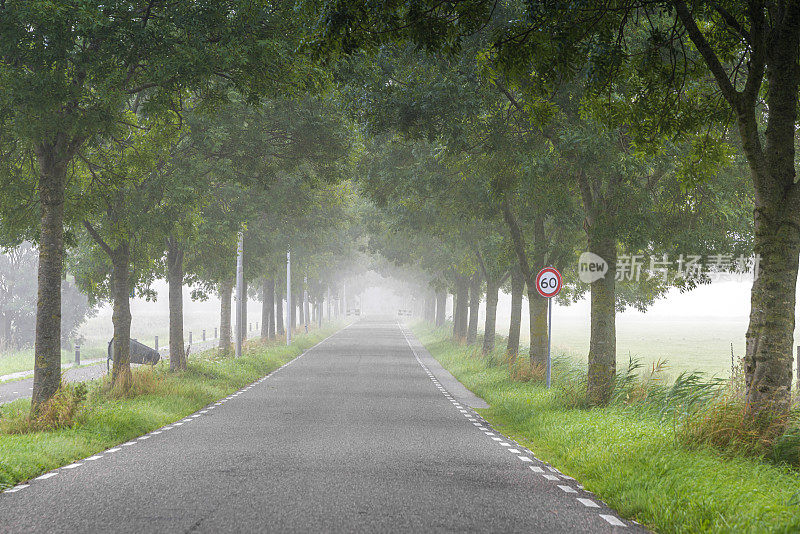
[0, 326, 335, 492]
[414, 323, 800, 534]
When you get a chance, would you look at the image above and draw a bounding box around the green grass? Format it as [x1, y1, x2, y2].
[0, 327, 336, 491]
[415, 324, 800, 534]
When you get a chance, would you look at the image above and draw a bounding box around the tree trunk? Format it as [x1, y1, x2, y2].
[31, 145, 68, 412]
[110, 244, 133, 391]
[435, 291, 446, 326]
[267, 278, 276, 339]
[423, 292, 434, 323]
[507, 266, 523, 359]
[744, 205, 800, 418]
[528, 286, 548, 370]
[467, 275, 480, 344]
[453, 278, 468, 343]
[739, 51, 800, 422]
[671, 0, 800, 428]
[303, 286, 310, 329]
[166, 238, 186, 371]
[586, 230, 617, 405]
[482, 280, 499, 355]
[261, 278, 271, 340]
[241, 278, 248, 340]
[275, 282, 284, 336]
[219, 279, 233, 353]
[296, 290, 303, 328]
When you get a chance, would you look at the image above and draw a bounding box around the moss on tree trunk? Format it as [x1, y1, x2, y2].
[744, 206, 799, 420]
[31, 144, 68, 413]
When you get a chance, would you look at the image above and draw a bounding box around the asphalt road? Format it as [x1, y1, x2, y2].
[0, 319, 640, 533]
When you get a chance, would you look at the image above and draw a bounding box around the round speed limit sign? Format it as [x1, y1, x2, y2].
[536, 267, 562, 298]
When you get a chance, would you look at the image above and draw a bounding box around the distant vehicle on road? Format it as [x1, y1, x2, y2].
[397, 309, 413, 317]
[346, 308, 361, 316]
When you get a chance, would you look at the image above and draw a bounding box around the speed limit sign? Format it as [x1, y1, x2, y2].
[536, 267, 562, 298]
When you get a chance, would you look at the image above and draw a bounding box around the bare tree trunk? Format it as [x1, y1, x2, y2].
[110, 244, 132, 391]
[575, 168, 619, 405]
[296, 290, 303, 328]
[507, 266, 523, 359]
[528, 286, 548, 370]
[275, 282, 284, 336]
[671, 0, 800, 428]
[467, 275, 480, 344]
[219, 279, 233, 353]
[167, 238, 186, 371]
[453, 278, 468, 343]
[241, 278, 248, 340]
[482, 280, 499, 355]
[266, 278, 275, 339]
[424, 292, 435, 323]
[586, 230, 617, 405]
[31, 145, 68, 412]
[261, 277, 270, 340]
[435, 291, 446, 326]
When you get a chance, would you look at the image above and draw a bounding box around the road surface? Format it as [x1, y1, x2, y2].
[0, 319, 639, 532]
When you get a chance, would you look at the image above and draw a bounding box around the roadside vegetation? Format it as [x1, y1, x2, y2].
[0, 329, 333, 492]
[414, 323, 800, 533]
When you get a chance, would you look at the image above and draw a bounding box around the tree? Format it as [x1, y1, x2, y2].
[0, 1, 278, 409]
[73, 106, 182, 390]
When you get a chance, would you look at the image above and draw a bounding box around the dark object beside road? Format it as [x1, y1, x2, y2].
[107, 339, 161, 370]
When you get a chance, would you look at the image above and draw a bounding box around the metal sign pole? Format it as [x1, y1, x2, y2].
[235, 231, 244, 358]
[546, 296, 552, 389]
[286, 249, 292, 346]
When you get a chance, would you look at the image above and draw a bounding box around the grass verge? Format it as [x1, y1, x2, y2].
[414, 324, 800, 534]
[0, 327, 336, 491]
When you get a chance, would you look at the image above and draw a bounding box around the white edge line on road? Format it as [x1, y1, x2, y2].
[398, 322, 631, 531]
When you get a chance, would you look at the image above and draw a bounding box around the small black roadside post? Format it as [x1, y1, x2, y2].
[155, 335, 159, 352]
[75, 344, 80, 366]
[189, 332, 192, 345]
[202, 329, 206, 342]
[214, 327, 218, 339]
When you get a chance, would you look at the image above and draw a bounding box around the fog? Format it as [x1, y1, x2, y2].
[79, 275, 764, 379]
